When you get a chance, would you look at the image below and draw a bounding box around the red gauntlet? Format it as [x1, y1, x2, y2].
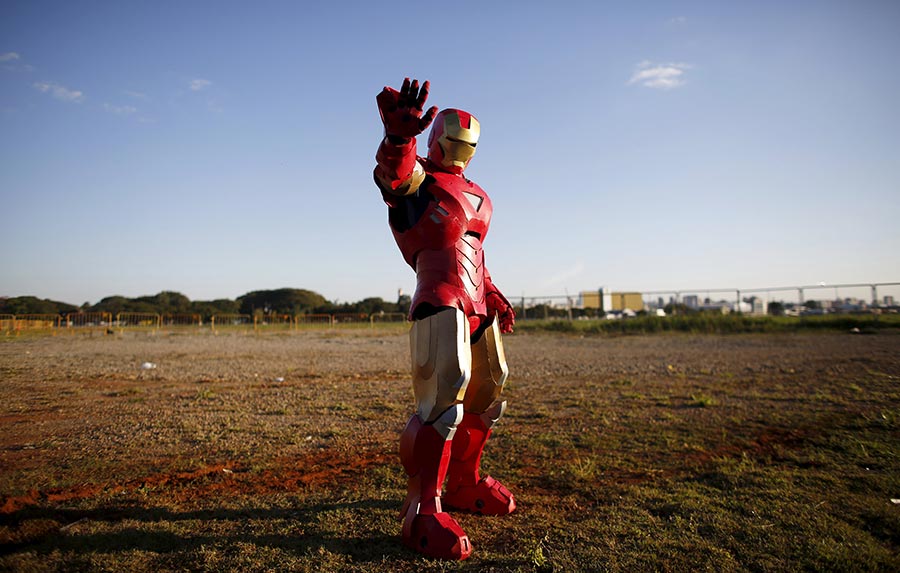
[376, 78, 438, 140]
[485, 282, 515, 334]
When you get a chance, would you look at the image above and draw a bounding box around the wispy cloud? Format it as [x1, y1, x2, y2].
[1, 51, 31, 72]
[103, 103, 137, 115]
[123, 90, 149, 100]
[189, 78, 211, 91]
[33, 81, 84, 103]
[668, 16, 687, 25]
[628, 61, 691, 90]
[540, 261, 586, 289]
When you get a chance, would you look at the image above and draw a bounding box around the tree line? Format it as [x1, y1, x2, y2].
[0, 289, 410, 321]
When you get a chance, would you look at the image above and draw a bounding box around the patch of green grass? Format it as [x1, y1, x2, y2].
[690, 393, 716, 407]
[516, 313, 900, 336]
[195, 388, 216, 400]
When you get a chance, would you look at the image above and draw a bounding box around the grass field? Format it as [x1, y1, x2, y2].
[1, 328, 898, 572]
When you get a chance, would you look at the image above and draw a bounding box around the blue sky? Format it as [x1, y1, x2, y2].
[2, 0, 898, 306]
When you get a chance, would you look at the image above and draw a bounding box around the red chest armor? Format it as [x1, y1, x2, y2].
[386, 168, 493, 322]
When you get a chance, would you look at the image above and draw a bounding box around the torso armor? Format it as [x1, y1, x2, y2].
[381, 163, 493, 323]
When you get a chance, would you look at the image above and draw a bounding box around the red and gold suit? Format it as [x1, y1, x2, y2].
[374, 78, 516, 560]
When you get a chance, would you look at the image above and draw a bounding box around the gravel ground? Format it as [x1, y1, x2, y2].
[1, 329, 898, 572]
[2, 329, 897, 497]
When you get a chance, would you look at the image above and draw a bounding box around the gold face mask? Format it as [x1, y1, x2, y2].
[429, 110, 480, 171]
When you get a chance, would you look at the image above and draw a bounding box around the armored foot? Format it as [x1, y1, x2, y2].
[443, 475, 515, 515]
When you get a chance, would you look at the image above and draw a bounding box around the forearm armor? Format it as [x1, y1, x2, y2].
[374, 136, 425, 196]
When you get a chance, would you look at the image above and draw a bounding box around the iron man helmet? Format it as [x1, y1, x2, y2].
[427, 109, 480, 173]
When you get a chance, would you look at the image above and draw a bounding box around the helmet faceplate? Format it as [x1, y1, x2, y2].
[427, 109, 480, 174]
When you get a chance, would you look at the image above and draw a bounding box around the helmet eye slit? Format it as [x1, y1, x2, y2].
[447, 136, 476, 148]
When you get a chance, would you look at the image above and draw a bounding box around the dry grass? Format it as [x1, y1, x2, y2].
[1, 330, 899, 572]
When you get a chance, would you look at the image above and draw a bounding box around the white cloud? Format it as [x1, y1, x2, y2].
[1, 52, 29, 72]
[628, 61, 692, 90]
[123, 90, 149, 100]
[103, 103, 137, 115]
[33, 81, 84, 102]
[189, 78, 211, 91]
[668, 16, 687, 25]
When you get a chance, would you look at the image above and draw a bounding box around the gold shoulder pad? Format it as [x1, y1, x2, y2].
[379, 160, 426, 197]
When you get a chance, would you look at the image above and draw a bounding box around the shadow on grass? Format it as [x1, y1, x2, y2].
[1, 498, 411, 563]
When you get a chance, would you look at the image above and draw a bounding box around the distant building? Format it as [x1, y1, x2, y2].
[700, 301, 731, 314]
[751, 299, 767, 315]
[580, 291, 601, 309]
[834, 298, 867, 313]
[580, 290, 644, 312]
[885, 295, 895, 307]
[611, 292, 643, 312]
[683, 295, 699, 309]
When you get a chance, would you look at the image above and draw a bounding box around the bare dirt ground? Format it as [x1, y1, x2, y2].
[1, 329, 898, 572]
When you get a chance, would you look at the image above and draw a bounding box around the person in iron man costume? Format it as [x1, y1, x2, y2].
[374, 78, 516, 560]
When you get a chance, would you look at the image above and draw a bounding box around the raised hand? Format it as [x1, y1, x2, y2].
[377, 77, 439, 140]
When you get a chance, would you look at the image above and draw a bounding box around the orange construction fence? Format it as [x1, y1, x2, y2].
[163, 314, 202, 327]
[117, 313, 161, 329]
[0, 311, 412, 335]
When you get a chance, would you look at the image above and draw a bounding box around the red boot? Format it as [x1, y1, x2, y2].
[443, 406, 516, 516]
[399, 406, 472, 560]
